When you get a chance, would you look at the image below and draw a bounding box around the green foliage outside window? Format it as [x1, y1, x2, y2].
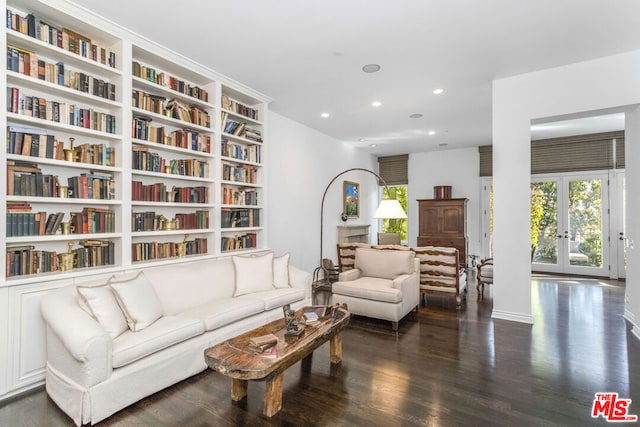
[382, 186, 407, 241]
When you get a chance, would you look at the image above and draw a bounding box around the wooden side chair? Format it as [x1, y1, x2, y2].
[413, 246, 467, 309]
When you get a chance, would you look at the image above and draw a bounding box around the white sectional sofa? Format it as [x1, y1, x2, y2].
[40, 252, 311, 426]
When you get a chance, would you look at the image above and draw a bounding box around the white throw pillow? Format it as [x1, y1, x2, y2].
[109, 271, 163, 332]
[233, 252, 274, 296]
[273, 253, 291, 289]
[77, 285, 128, 339]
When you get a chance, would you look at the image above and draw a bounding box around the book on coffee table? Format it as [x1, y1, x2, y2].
[249, 334, 278, 352]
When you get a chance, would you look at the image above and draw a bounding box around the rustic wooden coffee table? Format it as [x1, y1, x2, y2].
[204, 304, 350, 417]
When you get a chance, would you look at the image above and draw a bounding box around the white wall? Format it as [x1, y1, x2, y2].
[408, 148, 481, 260]
[493, 50, 640, 329]
[266, 112, 377, 273]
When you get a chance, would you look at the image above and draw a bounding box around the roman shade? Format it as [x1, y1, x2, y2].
[378, 154, 408, 185]
[479, 131, 625, 176]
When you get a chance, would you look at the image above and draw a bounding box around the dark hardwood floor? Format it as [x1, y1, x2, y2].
[2, 275, 639, 426]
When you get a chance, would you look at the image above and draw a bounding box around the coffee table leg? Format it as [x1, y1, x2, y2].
[330, 334, 342, 364]
[263, 373, 283, 417]
[231, 379, 248, 401]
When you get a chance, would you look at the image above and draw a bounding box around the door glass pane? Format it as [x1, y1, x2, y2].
[568, 179, 603, 267]
[531, 182, 558, 265]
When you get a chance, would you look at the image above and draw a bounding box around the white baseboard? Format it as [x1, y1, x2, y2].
[491, 309, 534, 324]
[625, 310, 640, 342]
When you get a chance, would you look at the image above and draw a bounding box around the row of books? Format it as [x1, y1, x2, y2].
[131, 89, 166, 114]
[71, 208, 116, 234]
[7, 45, 117, 101]
[221, 233, 257, 252]
[221, 209, 260, 228]
[131, 237, 208, 262]
[66, 172, 116, 200]
[222, 164, 259, 184]
[221, 139, 262, 163]
[7, 86, 117, 134]
[131, 117, 211, 153]
[221, 95, 259, 120]
[132, 61, 208, 102]
[131, 210, 209, 232]
[8, 126, 116, 166]
[165, 98, 210, 128]
[131, 181, 209, 203]
[222, 116, 263, 142]
[222, 187, 259, 206]
[131, 146, 209, 178]
[6, 240, 115, 277]
[7, 161, 57, 197]
[6, 9, 117, 68]
[6, 203, 63, 236]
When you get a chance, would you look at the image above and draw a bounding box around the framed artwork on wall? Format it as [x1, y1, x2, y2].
[343, 181, 360, 218]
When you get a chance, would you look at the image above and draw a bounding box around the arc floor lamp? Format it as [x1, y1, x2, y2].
[316, 167, 407, 282]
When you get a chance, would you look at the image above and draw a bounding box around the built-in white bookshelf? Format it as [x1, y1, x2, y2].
[0, 0, 270, 399]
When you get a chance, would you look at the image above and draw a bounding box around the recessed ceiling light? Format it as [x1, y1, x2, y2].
[369, 144, 377, 148]
[409, 113, 423, 119]
[362, 63, 381, 73]
[372, 101, 382, 107]
[439, 143, 449, 147]
[433, 88, 444, 95]
[358, 138, 366, 142]
[428, 130, 436, 136]
[321, 112, 330, 118]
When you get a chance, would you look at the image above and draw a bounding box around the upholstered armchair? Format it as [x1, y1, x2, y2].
[476, 258, 493, 298]
[332, 247, 419, 331]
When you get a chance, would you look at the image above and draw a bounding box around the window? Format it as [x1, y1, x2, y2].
[381, 185, 407, 242]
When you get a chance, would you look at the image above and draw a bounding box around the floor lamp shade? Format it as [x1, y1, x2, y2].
[373, 199, 408, 219]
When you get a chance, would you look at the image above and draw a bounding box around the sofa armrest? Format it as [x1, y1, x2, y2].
[391, 273, 413, 289]
[41, 289, 112, 386]
[289, 264, 312, 299]
[338, 268, 361, 282]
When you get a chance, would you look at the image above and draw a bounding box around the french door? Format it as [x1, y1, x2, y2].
[531, 173, 610, 277]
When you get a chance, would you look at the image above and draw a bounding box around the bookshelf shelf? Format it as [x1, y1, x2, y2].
[6, 30, 122, 77]
[7, 154, 121, 172]
[220, 156, 260, 167]
[131, 107, 212, 133]
[7, 71, 121, 107]
[132, 76, 214, 110]
[6, 195, 122, 205]
[221, 180, 263, 188]
[6, 232, 122, 244]
[132, 229, 215, 238]
[132, 139, 214, 159]
[221, 108, 263, 126]
[7, 112, 122, 140]
[130, 201, 214, 208]
[221, 227, 263, 233]
[131, 169, 213, 183]
[221, 132, 263, 146]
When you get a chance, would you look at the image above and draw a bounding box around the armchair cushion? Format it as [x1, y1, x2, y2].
[355, 247, 414, 280]
[332, 277, 402, 303]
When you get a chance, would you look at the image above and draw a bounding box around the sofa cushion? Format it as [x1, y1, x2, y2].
[355, 248, 414, 280]
[178, 297, 265, 331]
[333, 277, 403, 303]
[273, 253, 291, 288]
[233, 252, 274, 296]
[111, 315, 205, 368]
[251, 287, 306, 310]
[77, 285, 128, 339]
[109, 271, 163, 332]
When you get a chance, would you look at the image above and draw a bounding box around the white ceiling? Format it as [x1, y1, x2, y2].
[72, 0, 640, 155]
